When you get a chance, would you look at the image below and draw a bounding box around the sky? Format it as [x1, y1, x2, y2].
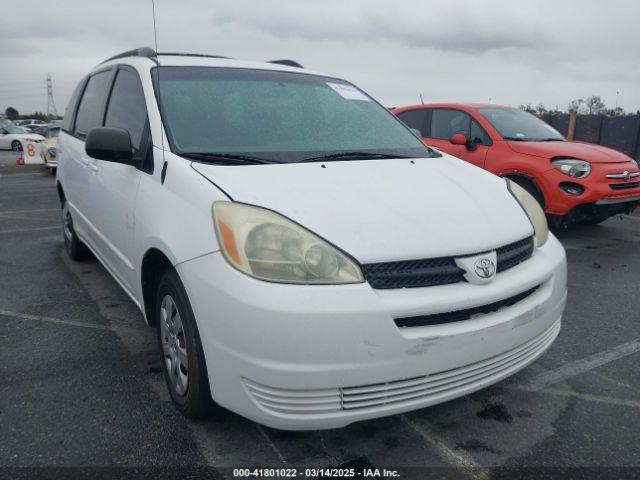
[1, 0, 639, 116]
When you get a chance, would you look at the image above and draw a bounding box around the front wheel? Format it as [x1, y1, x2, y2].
[11, 140, 22, 151]
[156, 269, 214, 419]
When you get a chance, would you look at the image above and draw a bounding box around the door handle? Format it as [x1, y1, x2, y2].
[88, 162, 99, 172]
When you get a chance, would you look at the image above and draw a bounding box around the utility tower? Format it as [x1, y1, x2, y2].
[46, 73, 58, 117]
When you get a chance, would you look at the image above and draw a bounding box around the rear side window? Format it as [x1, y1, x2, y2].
[105, 68, 150, 163]
[74, 71, 112, 139]
[397, 109, 430, 137]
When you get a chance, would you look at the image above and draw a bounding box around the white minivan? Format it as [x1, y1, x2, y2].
[57, 48, 567, 430]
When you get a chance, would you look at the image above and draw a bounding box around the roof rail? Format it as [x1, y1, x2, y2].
[268, 59, 304, 68]
[99, 47, 157, 65]
[157, 52, 232, 59]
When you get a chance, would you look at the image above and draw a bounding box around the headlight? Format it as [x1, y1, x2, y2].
[212, 202, 363, 284]
[48, 147, 57, 157]
[551, 158, 590, 178]
[506, 180, 549, 248]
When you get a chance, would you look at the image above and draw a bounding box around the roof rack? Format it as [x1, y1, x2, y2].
[157, 52, 233, 59]
[268, 59, 304, 68]
[99, 47, 157, 65]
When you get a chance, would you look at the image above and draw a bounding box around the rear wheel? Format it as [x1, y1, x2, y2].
[11, 140, 22, 151]
[156, 269, 214, 419]
[61, 201, 90, 260]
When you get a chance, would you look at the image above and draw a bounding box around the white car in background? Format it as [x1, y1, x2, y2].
[15, 119, 47, 128]
[0, 123, 45, 151]
[56, 48, 567, 430]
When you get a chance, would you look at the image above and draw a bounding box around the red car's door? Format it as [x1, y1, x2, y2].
[423, 108, 491, 169]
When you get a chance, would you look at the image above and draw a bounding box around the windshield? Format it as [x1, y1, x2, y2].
[3, 124, 29, 134]
[478, 107, 564, 142]
[153, 67, 433, 163]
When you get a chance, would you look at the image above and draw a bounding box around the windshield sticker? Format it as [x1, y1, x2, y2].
[326, 83, 371, 101]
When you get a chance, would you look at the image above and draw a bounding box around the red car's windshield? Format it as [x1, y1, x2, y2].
[478, 107, 565, 142]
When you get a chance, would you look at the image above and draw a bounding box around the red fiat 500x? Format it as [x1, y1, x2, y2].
[392, 104, 640, 226]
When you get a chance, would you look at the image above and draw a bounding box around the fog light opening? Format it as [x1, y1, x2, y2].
[559, 182, 584, 196]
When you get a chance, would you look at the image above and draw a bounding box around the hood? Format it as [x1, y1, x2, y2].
[192, 155, 533, 264]
[506, 140, 632, 164]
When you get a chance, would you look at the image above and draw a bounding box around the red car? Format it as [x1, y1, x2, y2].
[392, 103, 640, 226]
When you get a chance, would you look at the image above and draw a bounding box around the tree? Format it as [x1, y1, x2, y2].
[585, 95, 606, 115]
[5, 107, 19, 120]
[534, 103, 548, 115]
[567, 98, 585, 114]
[603, 107, 625, 117]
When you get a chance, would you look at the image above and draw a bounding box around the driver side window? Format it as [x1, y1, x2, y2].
[430, 109, 471, 140]
[430, 109, 491, 145]
[104, 67, 152, 172]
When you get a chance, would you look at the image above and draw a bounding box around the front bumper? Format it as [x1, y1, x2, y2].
[542, 163, 640, 217]
[177, 235, 567, 430]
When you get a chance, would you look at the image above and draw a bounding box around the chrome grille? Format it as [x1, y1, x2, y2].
[362, 236, 534, 289]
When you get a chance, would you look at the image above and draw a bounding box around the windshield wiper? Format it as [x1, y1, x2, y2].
[539, 138, 565, 142]
[180, 152, 280, 165]
[502, 136, 527, 141]
[299, 151, 409, 163]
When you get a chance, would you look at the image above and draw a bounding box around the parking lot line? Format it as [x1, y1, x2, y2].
[0, 225, 60, 234]
[0, 308, 146, 335]
[515, 337, 640, 391]
[0, 207, 58, 214]
[528, 387, 640, 410]
[256, 425, 289, 465]
[400, 415, 489, 480]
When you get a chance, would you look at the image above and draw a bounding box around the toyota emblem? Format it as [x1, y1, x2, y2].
[474, 258, 496, 279]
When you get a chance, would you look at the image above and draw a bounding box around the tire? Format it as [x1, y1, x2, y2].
[61, 200, 90, 260]
[11, 140, 22, 151]
[156, 269, 214, 419]
[546, 214, 566, 231]
[511, 177, 544, 209]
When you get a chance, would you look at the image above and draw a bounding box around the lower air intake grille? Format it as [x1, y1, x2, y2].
[243, 320, 559, 416]
[394, 285, 540, 328]
[610, 182, 640, 190]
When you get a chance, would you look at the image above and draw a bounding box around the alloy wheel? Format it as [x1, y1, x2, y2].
[62, 203, 74, 246]
[160, 294, 189, 396]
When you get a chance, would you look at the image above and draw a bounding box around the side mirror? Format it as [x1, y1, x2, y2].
[450, 133, 467, 146]
[450, 133, 477, 151]
[85, 127, 133, 164]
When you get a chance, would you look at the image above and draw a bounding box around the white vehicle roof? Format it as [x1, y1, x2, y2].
[95, 47, 325, 78]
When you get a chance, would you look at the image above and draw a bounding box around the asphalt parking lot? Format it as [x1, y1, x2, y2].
[1, 149, 639, 478]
